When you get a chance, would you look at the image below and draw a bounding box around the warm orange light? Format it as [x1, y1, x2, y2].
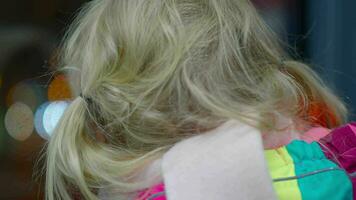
[48, 74, 72, 101]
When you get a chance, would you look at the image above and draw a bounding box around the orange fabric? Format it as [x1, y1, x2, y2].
[308, 102, 338, 128]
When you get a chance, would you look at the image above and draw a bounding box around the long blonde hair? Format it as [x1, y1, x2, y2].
[45, 0, 347, 199]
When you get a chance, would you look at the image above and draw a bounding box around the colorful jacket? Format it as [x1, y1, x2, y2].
[136, 123, 356, 200]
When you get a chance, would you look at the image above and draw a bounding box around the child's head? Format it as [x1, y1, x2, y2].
[46, 0, 347, 199]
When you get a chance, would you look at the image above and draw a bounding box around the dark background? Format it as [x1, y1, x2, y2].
[0, 0, 355, 199]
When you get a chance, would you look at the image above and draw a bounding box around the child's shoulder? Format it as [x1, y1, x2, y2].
[136, 122, 356, 200]
[265, 122, 356, 200]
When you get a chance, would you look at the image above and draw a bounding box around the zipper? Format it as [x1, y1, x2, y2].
[273, 167, 347, 182]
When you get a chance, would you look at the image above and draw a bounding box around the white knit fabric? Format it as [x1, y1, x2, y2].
[161, 119, 277, 200]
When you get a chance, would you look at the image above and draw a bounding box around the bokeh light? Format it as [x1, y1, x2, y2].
[48, 74, 72, 101]
[4, 102, 34, 141]
[5, 81, 46, 111]
[34, 102, 50, 140]
[35, 101, 69, 140]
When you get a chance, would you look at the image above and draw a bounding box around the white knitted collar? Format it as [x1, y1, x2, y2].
[161, 119, 277, 200]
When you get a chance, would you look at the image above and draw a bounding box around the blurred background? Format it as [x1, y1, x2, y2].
[0, 0, 355, 199]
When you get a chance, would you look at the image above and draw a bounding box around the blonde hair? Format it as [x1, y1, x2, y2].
[45, 0, 347, 199]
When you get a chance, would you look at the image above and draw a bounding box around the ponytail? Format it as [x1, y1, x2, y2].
[46, 97, 98, 199]
[45, 97, 164, 200]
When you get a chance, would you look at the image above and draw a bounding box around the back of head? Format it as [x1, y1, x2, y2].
[45, 0, 347, 199]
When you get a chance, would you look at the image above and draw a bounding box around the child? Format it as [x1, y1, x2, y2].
[45, 0, 355, 199]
